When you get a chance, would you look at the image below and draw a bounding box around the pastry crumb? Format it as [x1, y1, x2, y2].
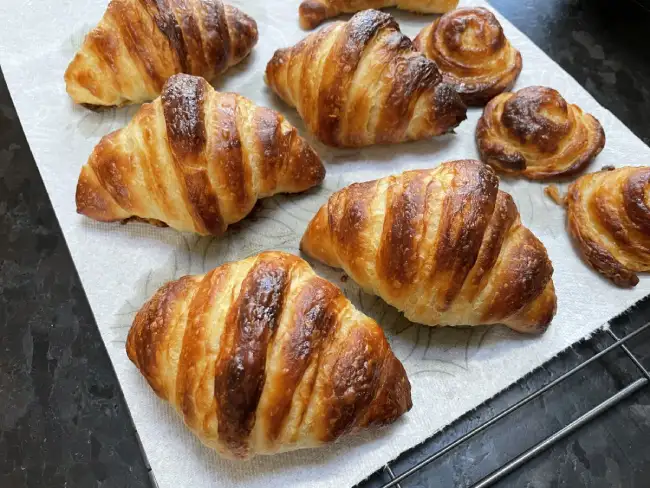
[341, 274, 348, 283]
[544, 185, 566, 206]
[601, 165, 615, 171]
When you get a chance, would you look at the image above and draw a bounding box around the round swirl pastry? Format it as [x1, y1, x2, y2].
[476, 86, 606, 180]
[567, 167, 650, 287]
[413, 7, 522, 106]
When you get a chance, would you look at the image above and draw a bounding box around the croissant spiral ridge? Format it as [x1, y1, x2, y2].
[567, 166, 650, 287]
[413, 7, 522, 106]
[301, 160, 557, 333]
[76, 74, 325, 235]
[126, 251, 412, 459]
[265, 9, 467, 148]
[65, 0, 258, 106]
[298, 0, 460, 30]
[476, 86, 605, 179]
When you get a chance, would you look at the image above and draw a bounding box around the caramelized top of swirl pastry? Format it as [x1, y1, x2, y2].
[476, 86, 606, 180]
[567, 166, 650, 287]
[413, 7, 522, 106]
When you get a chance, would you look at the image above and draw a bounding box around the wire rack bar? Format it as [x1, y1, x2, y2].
[379, 320, 650, 488]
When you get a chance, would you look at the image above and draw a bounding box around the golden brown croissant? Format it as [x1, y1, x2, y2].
[64, 0, 258, 107]
[298, 0, 460, 30]
[476, 86, 605, 180]
[413, 7, 522, 106]
[566, 166, 650, 287]
[265, 10, 467, 148]
[301, 160, 557, 333]
[76, 74, 325, 235]
[126, 251, 412, 459]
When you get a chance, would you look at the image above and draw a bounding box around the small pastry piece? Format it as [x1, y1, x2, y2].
[76, 74, 325, 235]
[299, 0, 460, 30]
[413, 7, 522, 106]
[265, 10, 467, 148]
[301, 160, 556, 333]
[476, 86, 605, 180]
[65, 0, 258, 107]
[127, 251, 412, 459]
[567, 166, 650, 287]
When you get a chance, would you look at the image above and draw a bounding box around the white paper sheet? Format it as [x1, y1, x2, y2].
[1, 1, 649, 487]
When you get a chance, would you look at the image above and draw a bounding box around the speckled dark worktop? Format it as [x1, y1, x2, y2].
[2, 0, 650, 487]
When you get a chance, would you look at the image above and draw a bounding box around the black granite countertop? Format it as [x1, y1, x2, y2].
[2, 0, 650, 487]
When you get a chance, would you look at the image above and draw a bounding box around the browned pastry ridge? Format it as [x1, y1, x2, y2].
[476, 86, 605, 180]
[299, 0, 460, 30]
[301, 160, 557, 333]
[413, 7, 522, 106]
[76, 74, 325, 235]
[126, 251, 412, 459]
[65, 0, 258, 107]
[265, 9, 467, 148]
[567, 166, 650, 287]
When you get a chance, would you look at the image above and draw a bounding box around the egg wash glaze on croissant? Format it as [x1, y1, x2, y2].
[301, 160, 557, 333]
[127, 251, 412, 459]
[76, 74, 325, 235]
[265, 9, 467, 148]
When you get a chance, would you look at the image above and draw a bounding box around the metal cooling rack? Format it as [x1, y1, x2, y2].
[376, 320, 650, 488]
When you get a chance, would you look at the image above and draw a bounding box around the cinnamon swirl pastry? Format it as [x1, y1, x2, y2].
[567, 166, 650, 287]
[413, 7, 522, 106]
[476, 86, 605, 179]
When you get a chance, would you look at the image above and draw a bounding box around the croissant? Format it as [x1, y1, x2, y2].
[298, 0, 460, 30]
[566, 166, 650, 287]
[265, 10, 467, 148]
[64, 0, 258, 107]
[476, 86, 605, 180]
[76, 74, 325, 235]
[413, 7, 522, 106]
[301, 160, 557, 333]
[126, 251, 412, 459]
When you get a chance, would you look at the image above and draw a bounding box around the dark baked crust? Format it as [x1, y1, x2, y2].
[566, 166, 650, 286]
[75, 74, 325, 235]
[265, 9, 467, 148]
[301, 160, 557, 333]
[413, 7, 522, 106]
[126, 251, 412, 459]
[476, 86, 606, 179]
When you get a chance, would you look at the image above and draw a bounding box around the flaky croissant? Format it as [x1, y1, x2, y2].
[413, 7, 522, 106]
[265, 9, 467, 148]
[301, 160, 557, 333]
[476, 86, 605, 179]
[299, 0, 459, 30]
[566, 166, 650, 287]
[76, 74, 325, 235]
[65, 0, 258, 107]
[127, 251, 412, 459]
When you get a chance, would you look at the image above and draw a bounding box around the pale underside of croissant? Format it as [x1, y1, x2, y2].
[301, 160, 557, 333]
[265, 9, 467, 148]
[298, 0, 460, 30]
[413, 7, 522, 106]
[76, 74, 325, 235]
[126, 251, 412, 459]
[567, 166, 650, 287]
[476, 86, 605, 180]
[65, 0, 258, 107]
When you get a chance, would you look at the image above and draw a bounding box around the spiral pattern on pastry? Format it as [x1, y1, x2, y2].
[413, 7, 522, 106]
[567, 166, 650, 287]
[476, 86, 605, 180]
[127, 251, 412, 459]
[301, 160, 557, 333]
[265, 9, 467, 148]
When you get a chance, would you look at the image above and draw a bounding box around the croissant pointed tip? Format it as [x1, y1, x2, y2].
[225, 4, 259, 64]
